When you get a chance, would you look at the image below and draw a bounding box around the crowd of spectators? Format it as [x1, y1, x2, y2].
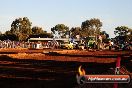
[0, 39, 131, 50]
[0, 40, 29, 48]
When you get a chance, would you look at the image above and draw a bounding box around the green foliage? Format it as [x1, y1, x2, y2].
[89, 18, 102, 35]
[51, 24, 69, 38]
[0, 34, 18, 41]
[70, 27, 81, 38]
[128, 29, 132, 41]
[0, 31, 2, 35]
[3, 31, 18, 41]
[114, 26, 129, 36]
[81, 18, 102, 37]
[18, 33, 28, 41]
[3, 17, 53, 41]
[100, 31, 110, 43]
[11, 17, 32, 35]
[100, 31, 109, 39]
[10, 17, 32, 41]
[114, 26, 132, 42]
[32, 26, 44, 35]
[31, 26, 53, 38]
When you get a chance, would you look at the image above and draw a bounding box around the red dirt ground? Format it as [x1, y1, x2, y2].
[0, 48, 131, 88]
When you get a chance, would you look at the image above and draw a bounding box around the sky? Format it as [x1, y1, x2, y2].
[0, 0, 132, 38]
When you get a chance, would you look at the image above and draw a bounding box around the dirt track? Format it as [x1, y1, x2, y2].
[0, 49, 131, 88]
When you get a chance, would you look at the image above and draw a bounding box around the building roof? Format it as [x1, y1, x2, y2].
[28, 38, 69, 41]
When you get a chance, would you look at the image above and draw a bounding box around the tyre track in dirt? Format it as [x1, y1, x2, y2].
[0, 49, 131, 88]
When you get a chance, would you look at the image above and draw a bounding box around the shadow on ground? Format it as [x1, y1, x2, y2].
[0, 55, 131, 88]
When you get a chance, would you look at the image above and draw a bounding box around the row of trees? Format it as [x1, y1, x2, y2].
[0, 17, 53, 41]
[51, 19, 132, 43]
[51, 18, 110, 43]
[51, 18, 103, 38]
[114, 26, 132, 43]
[0, 17, 131, 43]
